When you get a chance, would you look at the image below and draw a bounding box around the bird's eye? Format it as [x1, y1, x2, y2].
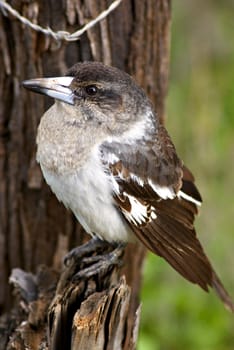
[85, 85, 98, 96]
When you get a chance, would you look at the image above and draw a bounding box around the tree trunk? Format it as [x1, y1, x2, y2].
[0, 0, 171, 349]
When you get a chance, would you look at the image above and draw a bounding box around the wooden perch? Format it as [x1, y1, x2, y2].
[3, 246, 141, 349]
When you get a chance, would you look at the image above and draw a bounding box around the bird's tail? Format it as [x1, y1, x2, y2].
[212, 271, 234, 312]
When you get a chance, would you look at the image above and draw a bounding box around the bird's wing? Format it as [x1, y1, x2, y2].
[100, 125, 234, 311]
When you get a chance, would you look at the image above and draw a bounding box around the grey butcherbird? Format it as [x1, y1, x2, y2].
[22, 61, 234, 311]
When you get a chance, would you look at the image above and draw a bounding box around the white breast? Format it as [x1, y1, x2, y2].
[39, 147, 132, 242]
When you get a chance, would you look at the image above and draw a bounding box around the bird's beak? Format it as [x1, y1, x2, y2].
[22, 76, 75, 105]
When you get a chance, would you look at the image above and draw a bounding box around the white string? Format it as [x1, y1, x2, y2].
[0, 0, 123, 42]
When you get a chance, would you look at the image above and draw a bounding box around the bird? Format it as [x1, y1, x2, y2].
[22, 61, 234, 312]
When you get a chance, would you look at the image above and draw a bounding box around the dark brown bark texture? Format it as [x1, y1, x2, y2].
[0, 0, 171, 349]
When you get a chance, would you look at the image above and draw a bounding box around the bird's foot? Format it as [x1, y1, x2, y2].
[63, 237, 126, 281]
[64, 237, 110, 266]
[73, 244, 125, 281]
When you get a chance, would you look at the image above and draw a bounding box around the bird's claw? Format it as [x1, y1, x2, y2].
[63, 237, 110, 266]
[72, 246, 125, 281]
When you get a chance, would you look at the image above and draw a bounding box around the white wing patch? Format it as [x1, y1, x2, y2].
[148, 179, 176, 200]
[178, 190, 202, 206]
[131, 173, 144, 186]
[104, 152, 120, 164]
[122, 193, 157, 226]
[123, 194, 148, 225]
[110, 172, 120, 194]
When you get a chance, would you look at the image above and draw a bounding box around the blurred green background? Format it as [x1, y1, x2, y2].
[139, 1, 234, 349]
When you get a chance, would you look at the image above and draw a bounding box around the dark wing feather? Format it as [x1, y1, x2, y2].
[181, 165, 202, 203]
[102, 125, 184, 192]
[100, 139, 234, 312]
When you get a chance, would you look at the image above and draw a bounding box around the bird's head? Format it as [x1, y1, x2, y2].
[22, 61, 155, 139]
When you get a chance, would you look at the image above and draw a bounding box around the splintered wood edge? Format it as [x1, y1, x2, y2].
[71, 276, 135, 350]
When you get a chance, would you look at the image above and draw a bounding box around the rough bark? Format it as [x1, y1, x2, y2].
[0, 0, 171, 349]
